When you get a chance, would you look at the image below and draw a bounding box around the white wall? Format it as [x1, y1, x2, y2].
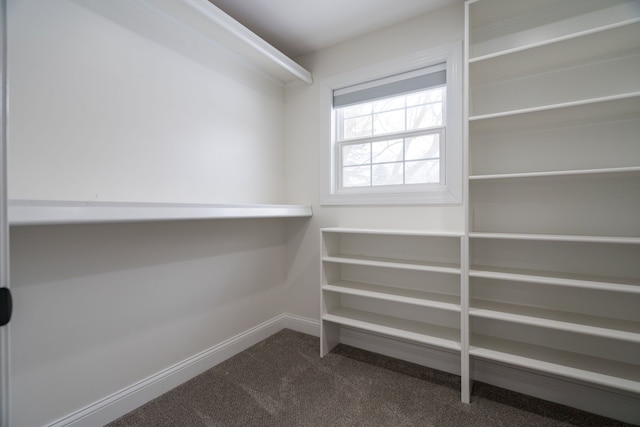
[7, 0, 300, 425]
[283, 3, 466, 319]
[8, 0, 285, 204]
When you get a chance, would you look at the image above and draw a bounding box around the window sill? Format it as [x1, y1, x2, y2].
[321, 188, 462, 206]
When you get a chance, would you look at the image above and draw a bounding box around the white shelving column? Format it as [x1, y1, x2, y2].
[465, 0, 640, 420]
[320, 228, 465, 393]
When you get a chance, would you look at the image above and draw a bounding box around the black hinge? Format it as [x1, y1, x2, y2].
[0, 288, 11, 326]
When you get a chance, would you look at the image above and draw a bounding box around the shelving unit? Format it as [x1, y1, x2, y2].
[320, 228, 464, 362]
[8, 199, 312, 226]
[465, 0, 640, 417]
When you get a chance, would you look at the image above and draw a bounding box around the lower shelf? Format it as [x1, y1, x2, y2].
[470, 335, 640, 394]
[323, 307, 461, 352]
[323, 281, 460, 312]
[470, 299, 640, 343]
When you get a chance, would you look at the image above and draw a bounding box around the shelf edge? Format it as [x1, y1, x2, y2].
[8, 200, 313, 226]
[469, 347, 640, 394]
[469, 92, 640, 122]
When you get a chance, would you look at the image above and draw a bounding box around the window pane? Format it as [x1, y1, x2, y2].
[343, 115, 373, 139]
[405, 159, 440, 184]
[372, 139, 403, 164]
[372, 96, 405, 113]
[341, 103, 372, 119]
[342, 143, 370, 166]
[407, 87, 444, 106]
[407, 103, 443, 130]
[373, 109, 405, 135]
[343, 165, 370, 187]
[372, 162, 403, 186]
[405, 134, 439, 160]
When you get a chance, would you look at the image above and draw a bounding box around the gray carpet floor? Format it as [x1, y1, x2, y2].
[107, 329, 634, 426]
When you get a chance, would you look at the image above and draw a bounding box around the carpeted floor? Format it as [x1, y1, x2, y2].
[107, 329, 633, 426]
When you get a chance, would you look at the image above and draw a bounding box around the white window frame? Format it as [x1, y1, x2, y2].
[320, 41, 463, 205]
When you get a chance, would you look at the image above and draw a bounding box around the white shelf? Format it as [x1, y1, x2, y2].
[469, 166, 640, 181]
[8, 199, 312, 226]
[91, 0, 312, 85]
[469, 92, 640, 136]
[323, 255, 461, 275]
[470, 299, 640, 343]
[469, 267, 640, 294]
[321, 227, 463, 238]
[323, 307, 461, 352]
[323, 281, 460, 312]
[468, 0, 640, 61]
[469, 20, 640, 83]
[470, 335, 640, 395]
[469, 232, 640, 245]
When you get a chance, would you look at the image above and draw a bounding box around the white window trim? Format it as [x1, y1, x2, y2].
[320, 41, 463, 205]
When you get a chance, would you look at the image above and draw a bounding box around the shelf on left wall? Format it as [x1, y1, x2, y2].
[8, 199, 312, 226]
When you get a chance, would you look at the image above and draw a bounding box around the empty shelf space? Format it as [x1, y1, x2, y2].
[9, 199, 313, 225]
[468, 0, 640, 60]
[469, 267, 640, 294]
[323, 307, 461, 351]
[323, 255, 461, 274]
[323, 281, 460, 312]
[470, 335, 640, 394]
[469, 17, 640, 67]
[469, 92, 640, 125]
[470, 299, 640, 343]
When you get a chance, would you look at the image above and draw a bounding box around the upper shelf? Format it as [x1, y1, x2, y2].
[8, 200, 313, 226]
[84, 0, 312, 85]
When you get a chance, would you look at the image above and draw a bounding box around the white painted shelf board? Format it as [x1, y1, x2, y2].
[469, 232, 640, 245]
[131, 0, 312, 85]
[469, 166, 640, 181]
[323, 281, 460, 312]
[469, 92, 640, 123]
[469, 267, 640, 294]
[8, 200, 313, 226]
[321, 227, 464, 238]
[470, 299, 640, 343]
[469, 17, 640, 69]
[469, 93, 640, 136]
[323, 307, 461, 352]
[469, 16, 640, 65]
[470, 335, 640, 394]
[468, 1, 640, 60]
[323, 255, 461, 275]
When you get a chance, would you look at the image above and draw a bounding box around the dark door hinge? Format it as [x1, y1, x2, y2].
[0, 288, 11, 326]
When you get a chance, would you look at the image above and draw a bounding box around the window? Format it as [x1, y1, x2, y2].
[321, 42, 462, 205]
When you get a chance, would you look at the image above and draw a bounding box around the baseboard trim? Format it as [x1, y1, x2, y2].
[48, 317, 639, 426]
[49, 313, 320, 427]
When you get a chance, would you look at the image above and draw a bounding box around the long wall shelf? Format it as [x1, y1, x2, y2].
[8, 199, 312, 226]
[134, 0, 312, 85]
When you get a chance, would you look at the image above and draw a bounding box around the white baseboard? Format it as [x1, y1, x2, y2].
[49, 313, 320, 427]
[48, 317, 639, 426]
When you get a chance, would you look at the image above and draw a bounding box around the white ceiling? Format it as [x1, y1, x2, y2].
[207, 0, 462, 58]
